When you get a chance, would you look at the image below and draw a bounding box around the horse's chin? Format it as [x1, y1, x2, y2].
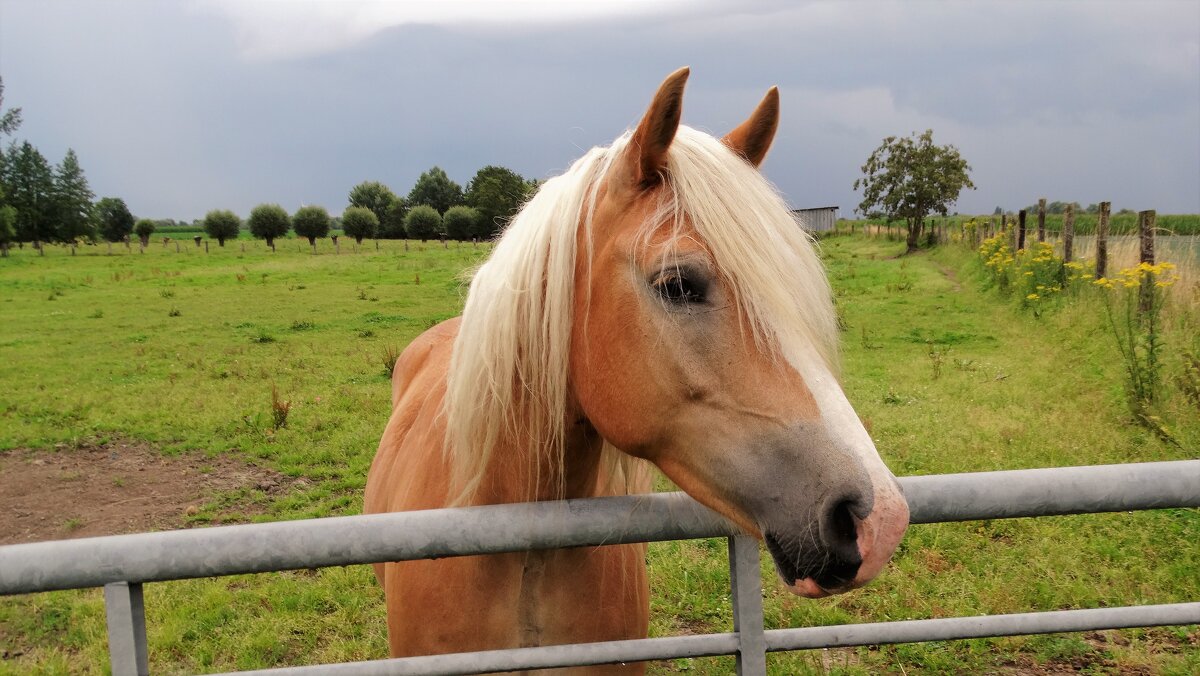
[781, 575, 836, 599]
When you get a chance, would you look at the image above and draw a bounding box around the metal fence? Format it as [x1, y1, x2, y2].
[2, 460, 1199, 675]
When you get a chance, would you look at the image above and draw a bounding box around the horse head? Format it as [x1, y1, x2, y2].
[569, 68, 909, 597]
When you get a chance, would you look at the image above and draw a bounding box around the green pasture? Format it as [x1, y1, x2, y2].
[0, 236, 1196, 674]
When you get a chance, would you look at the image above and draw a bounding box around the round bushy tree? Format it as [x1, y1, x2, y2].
[133, 218, 156, 246]
[203, 209, 241, 246]
[341, 206, 379, 244]
[442, 205, 478, 241]
[404, 205, 442, 242]
[248, 203, 291, 249]
[292, 205, 331, 246]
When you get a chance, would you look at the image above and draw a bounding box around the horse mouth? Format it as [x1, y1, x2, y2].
[764, 531, 862, 598]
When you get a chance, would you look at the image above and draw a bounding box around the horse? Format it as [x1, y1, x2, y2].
[364, 67, 909, 671]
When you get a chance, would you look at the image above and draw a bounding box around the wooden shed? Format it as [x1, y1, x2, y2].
[791, 206, 839, 233]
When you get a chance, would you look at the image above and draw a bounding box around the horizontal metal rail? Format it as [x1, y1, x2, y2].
[3, 460, 1197, 595]
[1, 460, 1197, 676]
[215, 602, 1200, 676]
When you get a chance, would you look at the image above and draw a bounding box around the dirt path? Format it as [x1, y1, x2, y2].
[0, 439, 293, 545]
[936, 260, 963, 291]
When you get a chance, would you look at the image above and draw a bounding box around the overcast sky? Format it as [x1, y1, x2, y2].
[1, 0, 1197, 221]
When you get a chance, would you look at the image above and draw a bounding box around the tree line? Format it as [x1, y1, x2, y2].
[195, 166, 539, 251]
[0, 76, 539, 254]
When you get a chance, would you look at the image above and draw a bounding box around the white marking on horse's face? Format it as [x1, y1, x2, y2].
[779, 342, 910, 596]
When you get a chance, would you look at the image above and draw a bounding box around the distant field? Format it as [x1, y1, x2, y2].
[0, 238, 1196, 674]
[842, 212, 1200, 236]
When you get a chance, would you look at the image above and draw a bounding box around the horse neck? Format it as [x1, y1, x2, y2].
[473, 414, 607, 504]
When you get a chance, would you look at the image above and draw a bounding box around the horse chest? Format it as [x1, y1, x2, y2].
[516, 550, 551, 647]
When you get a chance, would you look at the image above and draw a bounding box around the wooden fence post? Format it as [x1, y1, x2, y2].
[1138, 209, 1155, 265]
[1062, 204, 1075, 262]
[1137, 209, 1156, 314]
[1095, 202, 1110, 279]
[1037, 198, 1046, 243]
[1018, 210, 1027, 250]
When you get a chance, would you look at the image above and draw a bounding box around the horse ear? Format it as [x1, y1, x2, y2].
[722, 86, 779, 168]
[624, 67, 690, 189]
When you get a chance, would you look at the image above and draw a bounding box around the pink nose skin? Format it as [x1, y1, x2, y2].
[785, 490, 910, 598]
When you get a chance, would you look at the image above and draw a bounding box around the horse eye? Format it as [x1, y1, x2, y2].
[654, 273, 705, 305]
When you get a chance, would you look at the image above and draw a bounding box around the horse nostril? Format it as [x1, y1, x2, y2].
[820, 494, 865, 564]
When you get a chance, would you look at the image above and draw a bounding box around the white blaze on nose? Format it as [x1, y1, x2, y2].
[784, 342, 910, 589]
[786, 343, 891, 481]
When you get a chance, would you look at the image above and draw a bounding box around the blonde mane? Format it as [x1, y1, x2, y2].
[444, 125, 839, 503]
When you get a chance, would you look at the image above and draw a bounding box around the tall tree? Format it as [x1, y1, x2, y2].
[406, 167, 463, 215]
[52, 149, 95, 242]
[0, 76, 20, 138]
[247, 203, 290, 250]
[464, 165, 530, 239]
[0, 204, 15, 256]
[348, 181, 397, 226]
[95, 197, 134, 243]
[203, 209, 241, 246]
[0, 77, 20, 238]
[292, 205, 330, 246]
[4, 141, 54, 242]
[380, 196, 408, 238]
[854, 129, 975, 253]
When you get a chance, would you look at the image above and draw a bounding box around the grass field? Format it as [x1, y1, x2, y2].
[0, 235, 1196, 674]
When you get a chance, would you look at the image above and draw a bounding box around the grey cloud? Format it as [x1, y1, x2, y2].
[1, 0, 1196, 220]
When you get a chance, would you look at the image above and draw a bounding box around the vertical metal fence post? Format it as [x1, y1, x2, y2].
[104, 581, 149, 676]
[729, 535, 767, 675]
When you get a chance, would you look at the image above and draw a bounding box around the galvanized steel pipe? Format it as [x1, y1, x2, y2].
[213, 603, 1200, 676]
[2, 460, 1198, 595]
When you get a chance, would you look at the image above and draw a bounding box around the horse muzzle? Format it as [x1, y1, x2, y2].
[765, 476, 909, 598]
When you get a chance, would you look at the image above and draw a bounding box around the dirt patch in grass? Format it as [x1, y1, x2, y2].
[933, 260, 963, 291]
[0, 439, 294, 545]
